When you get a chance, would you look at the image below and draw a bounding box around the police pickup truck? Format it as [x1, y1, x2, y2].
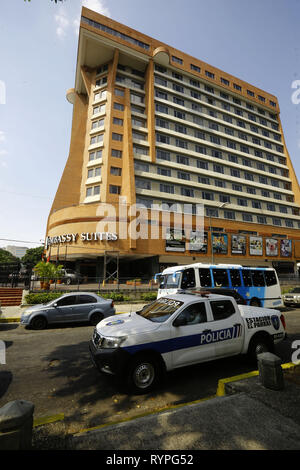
[89, 292, 286, 394]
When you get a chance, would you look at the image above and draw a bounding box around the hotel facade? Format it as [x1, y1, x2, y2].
[46, 7, 300, 280]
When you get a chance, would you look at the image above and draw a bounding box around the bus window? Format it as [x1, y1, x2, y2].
[199, 268, 212, 287]
[230, 269, 242, 287]
[181, 269, 196, 289]
[165, 272, 181, 289]
[212, 269, 229, 287]
[264, 270, 277, 286]
[251, 270, 265, 287]
[242, 270, 252, 287]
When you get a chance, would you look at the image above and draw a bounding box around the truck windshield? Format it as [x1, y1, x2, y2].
[159, 272, 181, 289]
[138, 298, 184, 323]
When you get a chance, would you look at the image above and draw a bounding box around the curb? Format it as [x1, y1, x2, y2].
[216, 361, 298, 397]
[33, 413, 65, 428]
[0, 318, 21, 323]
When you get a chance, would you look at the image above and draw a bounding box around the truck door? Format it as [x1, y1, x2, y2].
[208, 299, 244, 358]
[171, 301, 215, 367]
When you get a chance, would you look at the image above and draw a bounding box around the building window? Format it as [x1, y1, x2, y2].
[237, 198, 248, 207]
[157, 149, 170, 161]
[112, 149, 122, 158]
[221, 77, 230, 86]
[114, 102, 124, 111]
[160, 184, 174, 194]
[91, 119, 105, 130]
[213, 164, 224, 174]
[252, 201, 261, 209]
[231, 169, 240, 178]
[110, 166, 122, 176]
[285, 220, 294, 228]
[258, 95, 266, 102]
[136, 178, 151, 190]
[178, 171, 190, 181]
[199, 177, 210, 185]
[190, 78, 200, 88]
[247, 90, 254, 97]
[195, 145, 207, 154]
[113, 117, 123, 126]
[112, 132, 123, 141]
[176, 139, 188, 149]
[197, 159, 208, 170]
[257, 215, 267, 224]
[242, 213, 253, 222]
[232, 183, 243, 191]
[172, 55, 183, 64]
[173, 83, 184, 93]
[224, 210, 235, 220]
[88, 167, 101, 179]
[156, 103, 168, 114]
[174, 110, 186, 119]
[173, 96, 185, 106]
[86, 185, 100, 197]
[219, 194, 230, 203]
[233, 83, 242, 91]
[156, 118, 169, 129]
[272, 218, 281, 226]
[109, 185, 121, 194]
[191, 64, 201, 73]
[175, 124, 187, 134]
[205, 71, 215, 79]
[177, 154, 189, 165]
[158, 167, 171, 177]
[115, 88, 124, 97]
[89, 150, 102, 161]
[202, 191, 214, 201]
[229, 154, 238, 163]
[135, 161, 149, 172]
[90, 134, 104, 145]
[181, 187, 194, 197]
[156, 133, 170, 144]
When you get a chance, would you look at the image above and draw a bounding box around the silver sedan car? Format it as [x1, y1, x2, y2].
[20, 292, 115, 330]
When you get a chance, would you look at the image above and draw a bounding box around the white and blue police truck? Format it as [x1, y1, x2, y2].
[89, 292, 286, 394]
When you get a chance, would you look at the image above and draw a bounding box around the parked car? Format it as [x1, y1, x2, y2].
[283, 287, 300, 306]
[60, 269, 83, 285]
[89, 292, 286, 394]
[20, 292, 115, 330]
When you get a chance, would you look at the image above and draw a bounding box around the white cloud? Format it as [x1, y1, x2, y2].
[55, 1, 111, 39]
[0, 131, 5, 143]
[55, 10, 70, 39]
[82, 0, 111, 17]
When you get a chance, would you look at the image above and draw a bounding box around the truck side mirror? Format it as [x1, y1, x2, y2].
[173, 315, 187, 327]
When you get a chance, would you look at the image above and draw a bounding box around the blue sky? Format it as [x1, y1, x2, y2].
[0, 0, 299, 250]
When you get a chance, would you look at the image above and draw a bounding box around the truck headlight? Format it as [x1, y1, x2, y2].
[101, 336, 127, 349]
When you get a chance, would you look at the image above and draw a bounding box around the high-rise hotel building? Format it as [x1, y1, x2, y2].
[46, 7, 300, 279]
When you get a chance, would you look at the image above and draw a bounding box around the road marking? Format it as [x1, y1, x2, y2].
[33, 413, 64, 427]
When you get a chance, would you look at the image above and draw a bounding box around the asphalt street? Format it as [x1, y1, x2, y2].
[0, 307, 299, 438]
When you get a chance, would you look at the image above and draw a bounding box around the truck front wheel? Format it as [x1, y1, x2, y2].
[127, 354, 160, 394]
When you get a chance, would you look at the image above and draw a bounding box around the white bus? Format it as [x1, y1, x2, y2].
[156, 263, 283, 308]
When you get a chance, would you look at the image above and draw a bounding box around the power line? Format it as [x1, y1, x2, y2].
[0, 238, 44, 245]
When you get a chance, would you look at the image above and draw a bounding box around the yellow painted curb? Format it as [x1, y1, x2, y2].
[216, 361, 299, 397]
[216, 370, 259, 397]
[77, 395, 216, 435]
[0, 318, 20, 323]
[33, 413, 65, 428]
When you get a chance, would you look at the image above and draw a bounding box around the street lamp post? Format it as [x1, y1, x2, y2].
[210, 202, 230, 264]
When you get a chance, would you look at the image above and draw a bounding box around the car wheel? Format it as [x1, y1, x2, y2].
[127, 355, 160, 394]
[247, 335, 273, 362]
[30, 316, 48, 330]
[90, 312, 103, 326]
[250, 298, 261, 307]
[66, 278, 72, 285]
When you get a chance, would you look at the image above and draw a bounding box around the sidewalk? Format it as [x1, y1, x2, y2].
[68, 366, 300, 450]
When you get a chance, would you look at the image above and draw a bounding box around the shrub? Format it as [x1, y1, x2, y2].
[141, 292, 157, 301]
[100, 293, 125, 302]
[25, 292, 64, 305]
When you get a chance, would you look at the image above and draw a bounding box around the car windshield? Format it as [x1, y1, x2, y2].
[137, 298, 184, 323]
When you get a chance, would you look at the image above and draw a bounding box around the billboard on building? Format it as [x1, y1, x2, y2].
[266, 238, 278, 256]
[249, 236, 263, 256]
[280, 239, 292, 257]
[231, 235, 247, 255]
[165, 228, 186, 252]
[212, 233, 228, 254]
[188, 231, 208, 253]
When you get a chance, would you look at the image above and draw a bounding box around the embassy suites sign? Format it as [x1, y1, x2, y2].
[46, 232, 118, 248]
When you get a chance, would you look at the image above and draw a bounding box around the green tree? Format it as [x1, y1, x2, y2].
[0, 248, 19, 264]
[21, 246, 44, 268]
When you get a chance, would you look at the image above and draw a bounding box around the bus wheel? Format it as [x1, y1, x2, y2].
[250, 298, 261, 307]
